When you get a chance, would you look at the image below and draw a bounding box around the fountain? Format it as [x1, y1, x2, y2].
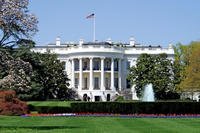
[142, 84, 155, 102]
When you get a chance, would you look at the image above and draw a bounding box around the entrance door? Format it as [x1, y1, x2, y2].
[95, 96, 101, 101]
[107, 94, 110, 101]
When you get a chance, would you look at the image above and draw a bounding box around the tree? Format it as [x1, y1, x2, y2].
[0, 0, 38, 47]
[128, 53, 174, 99]
[0, 50, 33, 100]
[13, 46, 75, 100]
[128, 54, 155, 97]
[153, 54, 175, 99]
[35, 52, 72, 100]
[0, 90, 28, 115]
[173, 43, 190, 90]
[179, 42, 200, 92]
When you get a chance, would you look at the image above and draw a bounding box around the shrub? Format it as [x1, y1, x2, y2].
[115, 96, 124, 101]
[0, 90, 28, 115]
[28, 101, 200, 114]
[28, 105, 72, 113]
[71, 102, 200, 114]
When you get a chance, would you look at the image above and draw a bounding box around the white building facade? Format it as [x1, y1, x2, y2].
[32, 37, 174, 101]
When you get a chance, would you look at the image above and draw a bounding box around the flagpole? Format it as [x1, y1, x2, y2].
[93, 15, 96, 42]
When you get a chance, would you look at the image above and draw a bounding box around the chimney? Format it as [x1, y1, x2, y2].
[129, 37, 135, 46]
[168, 43, 173, 49]
[79, 39, 84, 46]
[106, 38, 112, 44]
[56, 37, 61, 46]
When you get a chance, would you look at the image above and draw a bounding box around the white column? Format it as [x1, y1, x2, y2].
[101, 57, 105, 91]
[71, 59, 75, 88]
[79, 58, 83, 91]
[111, 58, 115, 91]
[118, 59, 122, 91]
[65, 60, 68, 71]
[89, 57, 93, 90]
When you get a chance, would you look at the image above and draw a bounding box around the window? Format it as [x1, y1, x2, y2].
[84, 77, 88, 89]
[94, 77, 99, 89]
[105, 60, 111, 70]
[74, 60, 79, 71]
[83, 61, 88, 70]
[107, 94, 110, 101]
[75, 78, 79, 88]
[93, 60, 100, 70]
[114, 60, 118, 71]
[114, 78, 118, 89]
[105, 77, 110, 90]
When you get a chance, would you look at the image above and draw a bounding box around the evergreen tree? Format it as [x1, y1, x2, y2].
[128, 53, 175, 99]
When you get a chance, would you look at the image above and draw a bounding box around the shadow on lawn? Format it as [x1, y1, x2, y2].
[0, 126, 80, 130]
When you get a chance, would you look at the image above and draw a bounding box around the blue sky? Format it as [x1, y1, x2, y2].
[29, 0, 200, 47]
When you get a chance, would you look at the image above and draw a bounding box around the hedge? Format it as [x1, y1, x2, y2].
[70, 102, 200, 114]
[28, 102, 200, 114]
[28, 105, 71, 113]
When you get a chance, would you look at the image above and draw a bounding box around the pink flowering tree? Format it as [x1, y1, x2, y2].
[0, 0, 38, 47]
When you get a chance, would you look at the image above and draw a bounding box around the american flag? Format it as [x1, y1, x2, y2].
[86, 13, 95, 19]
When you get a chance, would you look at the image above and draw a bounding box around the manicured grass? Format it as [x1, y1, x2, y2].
[27, 101, 73, 107]
[0, 116, 200, 133]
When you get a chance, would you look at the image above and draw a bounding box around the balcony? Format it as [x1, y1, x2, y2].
[74, 66, 118, 71]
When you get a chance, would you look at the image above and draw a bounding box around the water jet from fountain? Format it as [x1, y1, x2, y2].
[142, 84, 155, 102]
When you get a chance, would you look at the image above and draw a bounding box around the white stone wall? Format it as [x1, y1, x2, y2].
[32, 42, 174, 101]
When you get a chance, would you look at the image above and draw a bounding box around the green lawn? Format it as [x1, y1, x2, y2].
[0, 116, 200, 133]
[27, 101, 72, 107]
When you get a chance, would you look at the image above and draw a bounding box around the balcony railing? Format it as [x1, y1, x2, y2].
[104, 67, 111, 71]
[74, 67, 119, 71]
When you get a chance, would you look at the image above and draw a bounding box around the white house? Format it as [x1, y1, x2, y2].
[32, 37, 174, 101]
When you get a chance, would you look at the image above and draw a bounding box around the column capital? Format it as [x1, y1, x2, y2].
[89, 57, 94, 60]
[69, 58, 74, 61]
[100, 57, 105, 60]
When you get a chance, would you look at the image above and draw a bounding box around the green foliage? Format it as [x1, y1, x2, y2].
[114, 96, 125, 101]
[28, 105, 72, 113]
[127, 53, 174, 99]
[71, 102, 200, 114]
[174, 42, 200, 92]
[13, 47, 73, 100]
[173, 43, 189, 90]
[28, 101, 73, 113]
[1, 42, 75, 101]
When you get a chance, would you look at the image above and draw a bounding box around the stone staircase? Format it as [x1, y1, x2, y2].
[118, 89, 132, 100]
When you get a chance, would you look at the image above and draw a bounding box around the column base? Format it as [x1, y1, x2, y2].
[101, 86, 105, 91]
[111, 86, 116, 91]
[89, 87, 93, 91]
